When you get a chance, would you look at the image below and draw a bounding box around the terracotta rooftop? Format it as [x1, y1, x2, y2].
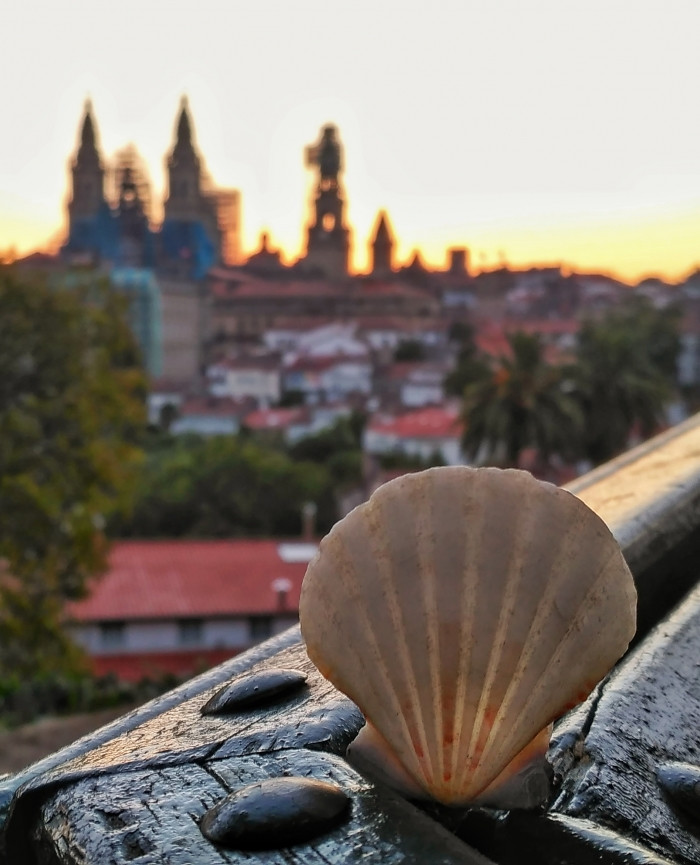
[243, 407, 307, 430]
[368, 405, 463, 439]
[284, 354, 370, 373]
[67, 540, 317, 622]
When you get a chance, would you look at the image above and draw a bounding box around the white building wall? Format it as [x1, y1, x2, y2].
[71, 617, 262, 656]
[363, 429, 399, 454]
[401, 382, 444, 407]
[362, 429, 464, 466]
[225, 369, 281, 402]
[320, 363, 372, 397]
[205, 619, 250, 648]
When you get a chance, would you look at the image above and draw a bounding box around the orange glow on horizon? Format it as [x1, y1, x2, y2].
[4, 1, 700, 288]
[6, 200, 700, 288]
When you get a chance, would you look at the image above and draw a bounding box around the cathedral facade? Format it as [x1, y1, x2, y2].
[63, 99, 240, 278]
[63, 102, 441, 285]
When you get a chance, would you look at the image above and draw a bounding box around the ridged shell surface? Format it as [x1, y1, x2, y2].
[300, 466, 636, 805]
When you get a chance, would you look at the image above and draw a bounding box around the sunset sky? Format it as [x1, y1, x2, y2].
[3, 0, 700, 282]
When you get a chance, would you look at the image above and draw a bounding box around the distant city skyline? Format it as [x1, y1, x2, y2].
[4, 0, 700, 282]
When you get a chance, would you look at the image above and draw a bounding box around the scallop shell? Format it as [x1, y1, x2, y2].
[299, 466, 636, 806]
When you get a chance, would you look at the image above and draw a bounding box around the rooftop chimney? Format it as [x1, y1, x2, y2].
[271, 577, 293, 612]
[302, 501, 318, 541]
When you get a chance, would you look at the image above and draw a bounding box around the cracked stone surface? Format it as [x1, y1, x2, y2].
[28, 752, 491, 864]
[548, 579, 700, 865]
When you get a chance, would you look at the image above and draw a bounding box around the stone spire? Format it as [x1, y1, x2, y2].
[173, 96, 195, 158]
[68, 99, 106, 224]
[79, 99, 97, 152]
[165, 96, 202, 221]
[370, 210, 394, 277]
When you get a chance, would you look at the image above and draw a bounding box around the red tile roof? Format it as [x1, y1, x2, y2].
[243, 407, 307, 430]
[67, 540, 317, 622]
[284, 354, 370, 373]
[368, 406, 463, 439]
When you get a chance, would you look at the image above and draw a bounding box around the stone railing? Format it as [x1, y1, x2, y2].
[4, 414, 700, 863]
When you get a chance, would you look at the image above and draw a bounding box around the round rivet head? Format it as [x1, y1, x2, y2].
[658, 761, 700, 822]
[201, 668, 308, 715]
[200, 777, 351, 849]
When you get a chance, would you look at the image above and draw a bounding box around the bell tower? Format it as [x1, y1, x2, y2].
[68, 100, 107, 229]
[303, 124, 350, 280]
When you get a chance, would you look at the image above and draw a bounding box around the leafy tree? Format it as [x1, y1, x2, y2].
[444, 320, 491, 397]
[394, 339, 425, 362]
[277, 389, 305, 407]
[572, 299, 678, 464]
[118, 435, 335, 538]
[378, 449, 445, 470]
[287, 413, 366, 488]
[460, 331, 582, 467]
[0, 268, 146, 677]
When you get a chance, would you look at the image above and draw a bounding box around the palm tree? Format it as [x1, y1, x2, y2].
[460, 332, 582, 468]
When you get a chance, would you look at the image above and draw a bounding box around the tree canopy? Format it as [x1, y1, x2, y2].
[460, 331, 581, 467]
[116, 434, 335, 539]
[457, 297, 681, 471]
[0, 268, 147, 676]
[572, 298, 679, 463]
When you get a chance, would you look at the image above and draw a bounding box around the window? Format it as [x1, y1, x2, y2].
[99, 622, 125, 650]
[178, 619, 203, 647]
[249, 616, 273, 642]
[322, 213, 336, 232]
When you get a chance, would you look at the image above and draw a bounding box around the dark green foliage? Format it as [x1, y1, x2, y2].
[0, 670, 180, 729]
[457, 296, 681, 470]
[572, 297, 680, 463]
[116, 435, 336, 538]
[444, 320, 491, 396]
[378, 450, 445, 470]
[460, 331, 581, 467]
[0, 268, 146, 677]
[393, 339, 425, 362]
[277, 389, 305, 407]
[286, 413, 365, 487]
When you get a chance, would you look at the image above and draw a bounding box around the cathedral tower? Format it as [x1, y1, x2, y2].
[164, 96, 204, 222]
[161, 96, 225, 275]
[303, 124, 350, 280]
[68, 100, 107, 231]
[370, 210, 394, 277]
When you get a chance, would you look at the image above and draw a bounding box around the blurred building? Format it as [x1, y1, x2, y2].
[67, 540, 315, 680]
[63, 98, 240, 278]
[301, 125, 351, 280]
